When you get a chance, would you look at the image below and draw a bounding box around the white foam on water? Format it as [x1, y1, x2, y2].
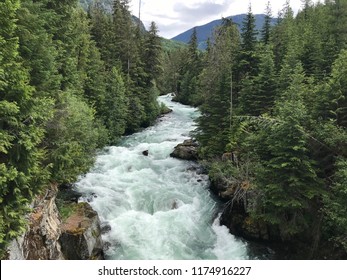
[76, 94, 249, 260]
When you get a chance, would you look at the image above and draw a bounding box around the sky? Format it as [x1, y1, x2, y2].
[129, 0, 322, 39]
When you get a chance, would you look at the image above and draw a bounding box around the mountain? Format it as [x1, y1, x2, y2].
[79, 0, 146, 32]
[79, 0, 113, 12]
[171, 14, 277, 49]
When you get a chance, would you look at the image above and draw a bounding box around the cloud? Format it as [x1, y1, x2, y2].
[158, 22, 190, 37]
[136, 0, 322, 38]
[173, 0, 233, 20]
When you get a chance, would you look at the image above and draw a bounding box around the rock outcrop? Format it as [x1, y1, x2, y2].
[208, 164, 271, 242]
[7, 185, 104, 260]
[170, 139, 199, 160]
[8, 185, 64, 260]
[59, 202, 104, 260]
[220, 202, 271, 242]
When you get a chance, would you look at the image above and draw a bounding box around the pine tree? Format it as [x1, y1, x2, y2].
[271, 1, 297, 70]
[188, 27, 199, 63]
[196, 20, 240, 157]
[256, 46, 277, 113]
[143, 22, 162, 84]
[175, 27, 203, 105]
[261, 1, 272, 45]
[89, 2, 114, 69]
[103, 67, 128, 142]
[318, 49, 347, 128]
[83, 40, 107, 114]
[112, 0, 134, 74]
[238, 4, 259, 76]
[327, 0, 347, 52]
[239, 46, 277, 116]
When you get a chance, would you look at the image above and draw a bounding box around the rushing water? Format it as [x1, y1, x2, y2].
[76, 94, 249, 260]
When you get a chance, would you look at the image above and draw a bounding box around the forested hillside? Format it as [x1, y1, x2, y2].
[162, 1, 347, 258]
[1, 0, 347, 260]
[0, 0, 162, 256]
[171, 13, 277, 50]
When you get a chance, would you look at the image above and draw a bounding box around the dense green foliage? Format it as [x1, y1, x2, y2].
[165, 1, 347, 258]
[0, 0, 162, 255]
[1, 0, 347, 260]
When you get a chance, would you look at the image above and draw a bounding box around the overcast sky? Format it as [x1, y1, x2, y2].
[129, 0, 322, 39]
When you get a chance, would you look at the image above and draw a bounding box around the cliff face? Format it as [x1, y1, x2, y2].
[7, 185, 104, 260]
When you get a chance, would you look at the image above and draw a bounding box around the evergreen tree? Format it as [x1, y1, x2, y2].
[175, 27, 203, 105]
[188, 27, 199, 63]
[103, 67, 128, 142]
[318, 49, 347, 128]
[83, 40, 107, 113]
[143, 22, 162, 84]
[252, 64, 323, 239]
[89, 2, 114, 69]
[238, 4, 259, 76]
[140, 21, 162, 125]
[157, 46, 187, 95]
[323, 158, 347, 253]
[239, 46, 277, 115]
[0, 0, 54, 253]
[16, 0, 61, 97]
[112, 0, 134, 74]
[271, 1, 297, 70]
[45, 92, 105, 183]
[261, 1, 272, 45]
[326, 0, 347, 52]
[196, 20, 240, 157]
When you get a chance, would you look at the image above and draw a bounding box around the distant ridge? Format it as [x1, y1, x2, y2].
[171, 14, 277, 49]
[79, 0, 147, 32]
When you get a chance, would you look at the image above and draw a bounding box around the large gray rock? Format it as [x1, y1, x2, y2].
[59, 202, 104, 260]
[7, 186, 104, 260]
[8, 185, 64, 260]
[170, 139, 199, 160]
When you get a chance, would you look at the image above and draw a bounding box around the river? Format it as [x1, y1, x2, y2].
[75, 94, 249, 260]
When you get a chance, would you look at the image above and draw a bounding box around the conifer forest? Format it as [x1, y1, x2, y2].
[0, 0, 346, 259]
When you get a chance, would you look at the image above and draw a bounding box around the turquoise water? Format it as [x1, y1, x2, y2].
[76, 94, 249, 260]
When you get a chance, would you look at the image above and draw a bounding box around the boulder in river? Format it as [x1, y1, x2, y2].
[142, 150, 149, 156]
[160, 106, 173, 115]
[170, 139, 199, 160]
[101, 223, 112, 234]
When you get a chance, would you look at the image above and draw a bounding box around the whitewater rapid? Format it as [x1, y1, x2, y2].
[75, 94, 249, 260]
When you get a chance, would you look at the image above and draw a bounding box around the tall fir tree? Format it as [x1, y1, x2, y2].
[196, 20, 240, 157]
[239, 46, 277, 115]
[175, 27, 203, 105]
[261, 1, 273, 45]
[238, 4, 259, 76]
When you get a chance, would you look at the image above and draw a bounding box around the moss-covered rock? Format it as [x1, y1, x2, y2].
[59, 202, 104, 260]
